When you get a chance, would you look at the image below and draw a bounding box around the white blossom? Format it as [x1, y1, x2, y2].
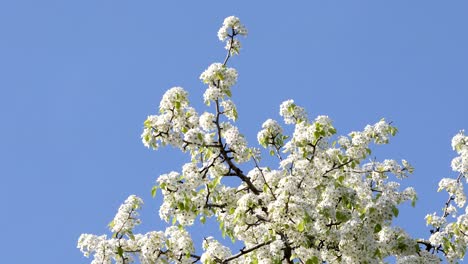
[200, 112, 216, 131]
[80, 16, 468, 264]
[279, 99, 307, 124]
[452, 130, 467, 153]
[201, 237, 232, 263]
[159, 86, 189, 111]
[223, 126, 250, 162]
[109, 195, 143, 234]
[200, 63, 238, 90]
[220, 100, 237, 120]
[257, 119, 284, 148]
[217, 16, 247, 41]
[225, 38, 242, 56]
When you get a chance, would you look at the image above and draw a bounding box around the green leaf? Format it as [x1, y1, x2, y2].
[392, 206, 399, 217]
[229, 207, 235, 214]
[314, 131, 320, 139]
[200, 216, 206, 224]
[297, 221, 305, 232]
[225, 89, 232, 97]
[143, 118, 152, 128]
[184, 196, 191, 211]
[396, 241, 408, 251]
[175, 101, 181, 109]
[212, 176, 222, 188]
[426, 214, 433, 225]
[216, 72, 224, 80]
[374, 223, 382, 233]
[128, 231, 135, 240]
[177, 202, 185, 210]
[117, 247, 124, 258]
[337, 175, 345, 184]
[336, 211, 349, 222]
[306, 256, 319, 264]
[374, 248, 382, 259]
[151, 186, 158, 197]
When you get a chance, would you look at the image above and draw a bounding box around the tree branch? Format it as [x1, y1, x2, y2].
[222, 240, 273, 263]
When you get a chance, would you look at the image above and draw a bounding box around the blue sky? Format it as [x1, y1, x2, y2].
[1, 1, 467, 263]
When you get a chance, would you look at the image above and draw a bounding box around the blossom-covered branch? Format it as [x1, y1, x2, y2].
[78, 16, 468, 264]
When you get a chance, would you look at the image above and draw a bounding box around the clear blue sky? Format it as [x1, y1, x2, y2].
[1, 1, 467, 263]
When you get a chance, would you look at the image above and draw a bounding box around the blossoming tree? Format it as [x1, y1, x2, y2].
[78, 17, 468, 264]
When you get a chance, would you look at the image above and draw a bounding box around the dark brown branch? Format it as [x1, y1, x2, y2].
[322, 159, 354, 178]
[222, 240, 273, 263]
[222, 28, 237, 66]
[252, 157, 277, 200]
[213, 99, 260, 195]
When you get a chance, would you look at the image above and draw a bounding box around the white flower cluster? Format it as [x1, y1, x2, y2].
[438, 178, 466, 207]
[362, 159, 413, 180]
[184, 128, 205, 146]
[338, 119, 397, 159]
[77, 234, 108, 259]
[257, 119, 284, 148]
[200, 63, 238, 89]
[81, 16, 468, 264]
[217, 16, 246, 56]
[200, 63, 238, 104]
[223, 125, 250, 162]
[396, 250, 441, 263]
[138, 231, 166, 263]
[159, 86, 189, 111]
[217, 16, 247, 41]
[423, 131, 468, 262]
[451, 130, 468, 174]
[78, 195, 197, 263]
[200, 237, 232, 263]
[199, 112, 216, 131]
[164, 226, 195, 259]
[110, 195, 143, 234]
[220, 100, 237, 120]
[279, 99, 307, 124]
[225, 39, 241, 56]
[158, 171, 199, 225]
[141, 87, 199, 151]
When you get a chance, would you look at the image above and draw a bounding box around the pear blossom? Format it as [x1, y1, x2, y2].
[279, 99, 307, 124]
[217, 16, 247, 41]
[109, 195, 143, 234]
[199, 63, 238, 90]
[199, 112, 215, 131]
[200, 237, 232, 263]
[79, 16, 468, 264]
